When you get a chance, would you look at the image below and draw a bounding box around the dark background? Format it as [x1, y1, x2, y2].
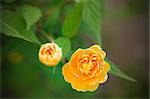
[102, 0, 149, 98]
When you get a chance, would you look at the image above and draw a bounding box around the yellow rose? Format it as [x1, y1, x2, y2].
[62, 45, 110, 92]
[39, 43, 62, 66]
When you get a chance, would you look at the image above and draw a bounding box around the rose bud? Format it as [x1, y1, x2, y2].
[39, 43, 62, 66]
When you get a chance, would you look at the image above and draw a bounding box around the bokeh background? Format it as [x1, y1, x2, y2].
[1, 0, 149, 98]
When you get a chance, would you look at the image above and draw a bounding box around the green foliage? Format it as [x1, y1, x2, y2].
[55, 37, 71, 58]
[79, 22, 101, 45]
[62, 3, 82, 38]
[18, 5, 42, 30]
[0, 10, 40, 45]
[43, 8, 60, 33]
[81, 0, 104, 45]
[108, 60, 136, 82]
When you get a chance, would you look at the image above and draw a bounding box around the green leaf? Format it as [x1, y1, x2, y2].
[82, 0, 104, 45]
[18, 5, 42, 30]
[55, 37, 71, 58]
[62, 3, 83, 38]
[80, 21, 101, 45]
[0, 9, 40, 45]
[107, 60, 136, 82]
[43, 8, 60, 33]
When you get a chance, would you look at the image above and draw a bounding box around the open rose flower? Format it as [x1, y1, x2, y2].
[39, 43, 62, 66]
[62, 45, 110, 92]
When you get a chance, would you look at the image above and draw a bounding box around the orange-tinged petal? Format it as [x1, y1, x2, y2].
[89, 45, 101, 51]
[63, 63, 91, 91]
[71, 80, 99, 92]
[71, 81, 87, 92]
[99, 62, 110, 83]
[62, 63, 76, 83]
[103, 61, 111, 74]
[63, 62, 100, 91]
[85, 75, 100, 86]
[99, 74, 108, 83]
[89, 45, 106, 58]
[69, 49, 85, 77]
[85, 83, 99, 92]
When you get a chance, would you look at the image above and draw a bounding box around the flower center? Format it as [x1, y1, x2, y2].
[41, 46, 56, 56]
[78, 54, 101, 75]
[80, 60, 94, 75]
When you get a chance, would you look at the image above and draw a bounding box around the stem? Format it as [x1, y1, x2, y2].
[42, 31, 54, 43]
[36, 22, 54, 43]
[52, 66, 57, 74]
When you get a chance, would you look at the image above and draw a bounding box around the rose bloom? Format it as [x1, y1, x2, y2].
[39, 43, 62, 66]
[62, 45, 110, 92]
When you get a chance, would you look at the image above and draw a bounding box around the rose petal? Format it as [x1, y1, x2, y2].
[71, 80, 99, 92]
[99, 62, 110, 83]
[62, 62, 76, 83]
[89, 45, 106, 58]
[99, 74, 108, 83]
[63, 62, 100, 92]
[69, 49, 85, 78]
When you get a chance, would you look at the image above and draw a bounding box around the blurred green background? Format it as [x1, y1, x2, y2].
[1, 0, 149, 98]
